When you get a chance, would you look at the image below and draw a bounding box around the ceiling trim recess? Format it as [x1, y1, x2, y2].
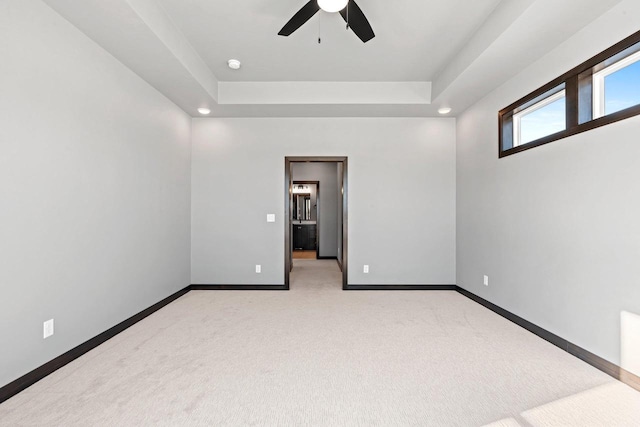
[217, 82, 431, 105]
[43, 0, 220, 116]
[431, 0, 623, 114]
[43, 0, 626, 117]
[44, 0, 433, 115]
[431, 0, 535, 101]
[126, 0, 219, 102]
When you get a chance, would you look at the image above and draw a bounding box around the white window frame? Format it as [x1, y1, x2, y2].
[593, 49, 640, 119]
[513, 89, 566, 147]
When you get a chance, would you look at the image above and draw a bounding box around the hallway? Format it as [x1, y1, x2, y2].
[290, 258, 342, 290]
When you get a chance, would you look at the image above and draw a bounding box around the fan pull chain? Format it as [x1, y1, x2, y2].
[318, 12, 321, 44]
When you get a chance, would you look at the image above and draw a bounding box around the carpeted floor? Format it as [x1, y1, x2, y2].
[1, 259, 639, 426]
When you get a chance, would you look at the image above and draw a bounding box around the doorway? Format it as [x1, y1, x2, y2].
[285, 157, 348, 289]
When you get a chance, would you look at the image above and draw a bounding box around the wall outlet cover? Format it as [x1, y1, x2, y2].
[266, 214, 275, 223]
[484, 275, 489, 286]
[256, 265, 261, 273]
[43, 319, 54, 339]
[363, 265, 369, 274]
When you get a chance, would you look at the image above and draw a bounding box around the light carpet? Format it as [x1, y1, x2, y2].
[1, 259, 639, 426]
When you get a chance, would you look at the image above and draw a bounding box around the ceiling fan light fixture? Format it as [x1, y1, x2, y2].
[318, 0, 348, 13]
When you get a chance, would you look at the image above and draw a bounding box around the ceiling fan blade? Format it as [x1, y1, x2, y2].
[339, 1, 375, 43]
[278, 1, 320, 36]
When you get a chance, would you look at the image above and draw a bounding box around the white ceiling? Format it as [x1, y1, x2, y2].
[43, 0, 623, 117]
[157, 0, 502, 82]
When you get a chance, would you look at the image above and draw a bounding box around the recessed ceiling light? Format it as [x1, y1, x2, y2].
[318, 0, 349, 13]
[197, 107, 211, 115]
[438, 107, 452, 115]
[228, 59, 241, 70]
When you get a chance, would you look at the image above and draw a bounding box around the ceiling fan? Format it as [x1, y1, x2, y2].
[278, 0, 375, 43]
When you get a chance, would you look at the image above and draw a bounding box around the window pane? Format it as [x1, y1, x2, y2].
[604, 59, 640, 115]
[518, 95, 566, 145]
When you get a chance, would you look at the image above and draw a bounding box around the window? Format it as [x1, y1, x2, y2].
[514, 87, 566, 146]
[593, 49, 640, 119]
[499, 30, 640, 157]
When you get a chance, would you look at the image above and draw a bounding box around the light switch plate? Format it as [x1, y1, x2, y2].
[266, 214, 275, 223]
[483, 275, 489, 286]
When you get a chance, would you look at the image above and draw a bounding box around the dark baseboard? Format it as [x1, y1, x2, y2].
[346, 284, 457, 291]
[455, 286, 640, 392]
[620, 367, 640, 391]
[190, 284, 288, 291]
[317, 256, 338, 260]
[455, 286, 567, 349]
[0, 285, 190, 404]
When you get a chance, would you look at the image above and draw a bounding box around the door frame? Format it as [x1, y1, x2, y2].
[292, 180, 320, 259]
[285, 157, 348, 289]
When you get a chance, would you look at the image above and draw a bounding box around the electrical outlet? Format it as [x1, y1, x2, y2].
[43, 319, 54, 339]
[483, 275, 489, 286]
[266, 214, 275, 223]
[256, 265, 261, 273]
[363, 265, 369, 274]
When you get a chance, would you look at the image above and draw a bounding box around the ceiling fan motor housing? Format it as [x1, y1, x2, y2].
[317, 0, 349, 13]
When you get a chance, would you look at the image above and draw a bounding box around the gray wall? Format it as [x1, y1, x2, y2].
[191, 118, 456, 285]
[0, 1, 191, 387]
[292, 163, 339, 257]
[456, 0, 640, 368]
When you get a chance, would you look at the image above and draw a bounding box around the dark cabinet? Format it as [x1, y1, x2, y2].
[293, 224, 316, 250]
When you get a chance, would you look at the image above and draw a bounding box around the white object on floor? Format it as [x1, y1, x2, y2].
[622, 310, 640, 377]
